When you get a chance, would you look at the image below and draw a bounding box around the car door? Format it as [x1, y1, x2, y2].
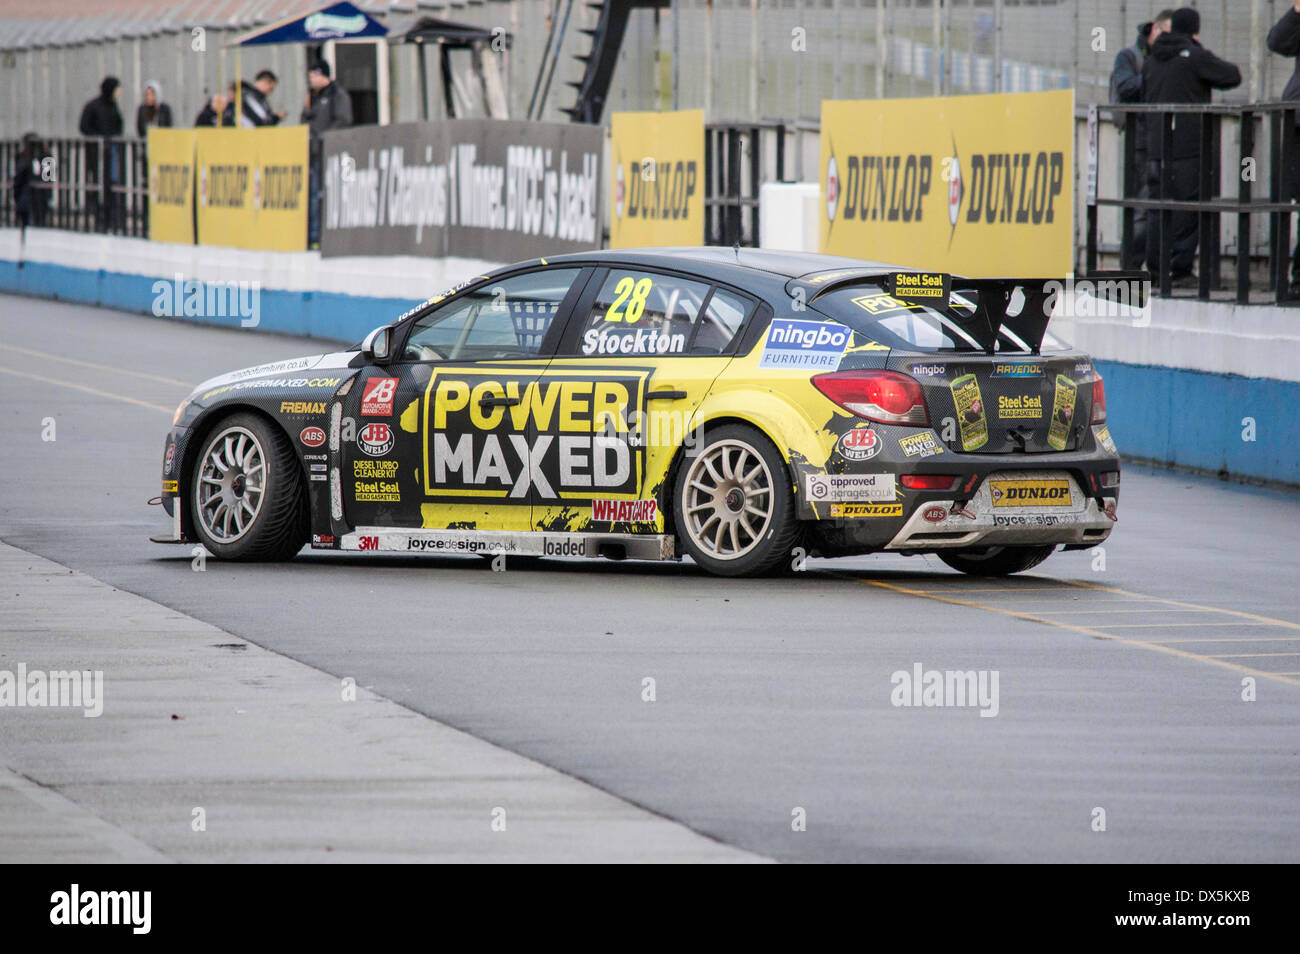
[539, 266, 753, 534]
[340, 266, 588, 533]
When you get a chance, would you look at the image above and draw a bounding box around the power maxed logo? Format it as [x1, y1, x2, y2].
[423, 369, 649, 500]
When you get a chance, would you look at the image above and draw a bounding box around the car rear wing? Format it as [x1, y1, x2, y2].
[789, 269, 1150, 356]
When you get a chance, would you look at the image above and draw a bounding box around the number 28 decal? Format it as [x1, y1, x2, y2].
[604, 276, 653, 322]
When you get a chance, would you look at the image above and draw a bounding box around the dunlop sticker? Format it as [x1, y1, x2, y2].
[1047, 374, 1077, 451]
[989, 478, 1072, 508]
[950, 374, 988, 451]
[828, 502, 904, 518]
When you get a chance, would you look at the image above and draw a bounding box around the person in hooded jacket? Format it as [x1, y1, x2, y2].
[1141, 8, 1241, 285]
[79, 77, 125, 232]
[1267, 0, 1300, 298]
[136, 81, 173, 139]
[12, 133, 50, 230]
[1110, 10, 1175, 269]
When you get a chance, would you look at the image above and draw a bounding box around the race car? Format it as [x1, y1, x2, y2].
[155, 248, 1120, 577]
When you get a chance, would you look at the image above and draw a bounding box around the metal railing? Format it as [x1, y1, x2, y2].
[1, 138, 149, 238]
[704, 121, 787, 248]
[1088, 102, 1300, 305]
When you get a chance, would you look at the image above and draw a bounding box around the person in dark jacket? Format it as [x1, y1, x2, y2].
[222, 70, 284, 128]
[1109, 10, 1175, 269]
[301, 61, 353, 248]
[1141, 8, 1242, 285]
[195, 85, 235, 127]
[12, 133, 50, 230]
[79, 77, 125, 232]
[136, 81, 173, 139]
[1267, 0, 1300, 298]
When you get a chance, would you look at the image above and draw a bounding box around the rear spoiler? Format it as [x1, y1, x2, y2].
[791, 269, 1150, 356]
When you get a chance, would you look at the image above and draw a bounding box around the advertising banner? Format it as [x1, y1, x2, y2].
[609, 109, 704, 249]
[195, 126, 307, 251]
[146, 128, 196, 245]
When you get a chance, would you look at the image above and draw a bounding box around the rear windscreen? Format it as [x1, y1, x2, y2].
[812, 286, 1070, 354]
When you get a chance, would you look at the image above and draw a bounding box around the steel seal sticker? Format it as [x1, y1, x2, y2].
[950, 373, 988, 451]
[1047, 374, 1077, 451]
[989, 478, 1072, 507]
[898, 431, 944, 459]
[997, 393, 1043, 419]
[1095, 424, 1117, 454]
[805, 473, 895, 502]
[836, 426, 882, 461]
[757, 319, 851, 370]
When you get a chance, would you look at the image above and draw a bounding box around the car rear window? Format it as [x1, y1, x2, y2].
[812, 285, 1070, 353]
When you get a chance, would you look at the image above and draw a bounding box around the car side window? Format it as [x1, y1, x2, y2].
[693, 288, 751, 355]
[568, 268, 739, 358]
[403, 268, 581, 362]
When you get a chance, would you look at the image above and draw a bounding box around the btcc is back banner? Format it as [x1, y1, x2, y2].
[320, 120, 602, 260]
[819, 90, 1073, 277]
[609, 109, 705, 249]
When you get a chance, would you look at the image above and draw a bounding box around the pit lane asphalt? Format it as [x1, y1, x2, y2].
[3, 293, 1299, 863]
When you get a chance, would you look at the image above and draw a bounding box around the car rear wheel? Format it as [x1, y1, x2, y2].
[673, 425, 799, 577]
[190, 413, 308, 561]
[936, 544, 1056, 577]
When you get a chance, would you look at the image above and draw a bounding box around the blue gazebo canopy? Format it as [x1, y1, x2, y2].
[231, 2, 388, 47]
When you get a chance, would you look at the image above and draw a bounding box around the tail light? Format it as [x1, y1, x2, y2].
[1091, 375, 1107, 424]
[901, 474, 960, 491]
[811, 370, 929, 425]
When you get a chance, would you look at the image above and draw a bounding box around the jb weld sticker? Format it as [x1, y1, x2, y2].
[1047, 374, 1077, 451]
[950, 373, 988, 451]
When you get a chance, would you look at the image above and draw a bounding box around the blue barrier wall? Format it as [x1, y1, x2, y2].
[2, 253, 1296, 487]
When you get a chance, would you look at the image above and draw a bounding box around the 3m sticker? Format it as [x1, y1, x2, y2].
[989, 478, 1072, 507]
[757, 319, 851, 370]
[805, 473, 895, 502]
[1047, 374, 1077, 450]
[950, 374, 988, 450]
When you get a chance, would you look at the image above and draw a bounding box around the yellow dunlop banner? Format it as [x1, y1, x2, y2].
[609, 109, 704, 248]
[195, 126, 307, 251]
[147, 128, 196, 245]
[819, 90, 1073, 277]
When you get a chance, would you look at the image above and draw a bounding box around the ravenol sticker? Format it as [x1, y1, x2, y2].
[950, 374, 988, 451]
[991, 362, 1044, 378]
[1047, 374, 1077, 451]
[805, 473, 895, 502]
[836, 426, 882, 461]
[829, 502, 904, 518]
[989, 478, 1072, 507]
[757, 319, 851, 370]
[899, 432, 944, 459]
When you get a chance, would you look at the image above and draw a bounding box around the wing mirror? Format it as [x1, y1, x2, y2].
[361, 324, 394, 364]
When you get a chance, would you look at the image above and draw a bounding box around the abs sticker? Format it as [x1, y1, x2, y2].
[758, 319, 851, 370]
[805, 473, 895, 502]
[950, 374, 988, 450]
[300, 426, 326, 448]
[898, 432, 944, 459]
[358, 422, 394, 457]
[837, 426, 882, 461]
[989, 478, 1072, 507]
[828, 502, 903, 518]
[361, 377, 399, 416]
[1047, 374, 1077, 450]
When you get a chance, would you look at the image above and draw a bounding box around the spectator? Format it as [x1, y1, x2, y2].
[195, 85, 234, 127]
[227, 69, 285, 128]
[1142, 8, 1241, 286]
[1267, 0, 1300, 299]
[78, 76, 124, 232]
[301, 61, 352, 249]
[1109, 9, 1174, 269]
[12, 133, 50, 230]
[136, 81, 173, 139]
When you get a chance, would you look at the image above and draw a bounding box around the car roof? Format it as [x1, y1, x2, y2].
[539, 247, 911, 284]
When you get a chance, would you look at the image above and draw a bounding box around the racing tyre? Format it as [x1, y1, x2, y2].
[190, 413, 308, 561]
[673, 425, 799, 577]
[936, 545, 1056, 577]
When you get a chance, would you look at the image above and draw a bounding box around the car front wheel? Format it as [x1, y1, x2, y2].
[190, 412, 308, 561]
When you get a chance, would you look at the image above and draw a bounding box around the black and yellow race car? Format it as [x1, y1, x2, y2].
[156, 248, 1120, 577]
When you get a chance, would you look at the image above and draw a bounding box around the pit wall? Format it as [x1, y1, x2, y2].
[2, 228, 1297, 486]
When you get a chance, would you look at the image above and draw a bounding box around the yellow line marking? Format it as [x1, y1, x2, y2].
[1208, 652, 1300, 659]
[0, 367, 172, 413]
[858, 578, 1300, 689]
[1143, 637, 1300, 644]
[1084, 622, 1283, 629]
[1, 344, 192, 387]
[908, 585, 1085, 593]
[1025, 608, 1229, 616]
[1274, 672, 1300, 675]
[1064, 579, 1300, 632]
